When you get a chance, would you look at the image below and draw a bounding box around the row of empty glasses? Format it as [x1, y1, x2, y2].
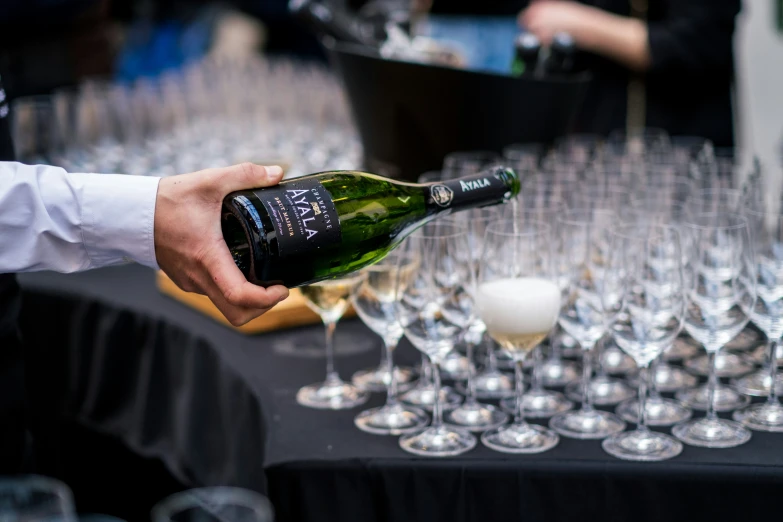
[9, 55, 362, 179]
[294, 131, 783, 460]
[0, 475, 273, 522]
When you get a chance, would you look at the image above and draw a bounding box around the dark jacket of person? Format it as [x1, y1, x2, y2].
[431, 0, 742, 147]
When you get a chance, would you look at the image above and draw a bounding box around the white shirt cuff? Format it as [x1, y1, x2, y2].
[81, 174, 161, 269]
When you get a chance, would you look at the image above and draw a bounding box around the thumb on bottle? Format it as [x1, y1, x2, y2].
[218, 163, 284, 194]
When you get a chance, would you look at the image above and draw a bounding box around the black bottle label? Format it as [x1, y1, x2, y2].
[430, 170, 513, 210]
[254, 178, 342, 258]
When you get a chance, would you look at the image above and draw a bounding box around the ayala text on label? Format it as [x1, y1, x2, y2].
[256, 179, 341, 258]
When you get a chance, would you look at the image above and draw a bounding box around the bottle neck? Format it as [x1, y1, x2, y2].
[424, 167, 519, 214]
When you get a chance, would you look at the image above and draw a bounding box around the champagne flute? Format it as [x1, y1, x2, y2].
[733, 207, 783, 431]
[498, 202, 573, 418]
[673, 213, 757, 447]
[296, 274, 370, 409]
[476, 220, 561, 453]
[352, 254, 429, 435]
[395, 221, 477, 457]
[601, 224, 686, 461]
[549, 208, 627, 439]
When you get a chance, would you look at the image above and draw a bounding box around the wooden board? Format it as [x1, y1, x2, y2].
[156, 271, 355, 334]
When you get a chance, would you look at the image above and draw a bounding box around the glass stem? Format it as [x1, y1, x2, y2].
[431, 359, 444, 429]
[581, 345, 595, 413]
[324, 320, 340, 384]
[486, 334, 499, 372]
[384, 338, 399, 407]
[514, 360, 529, 427]
[595, 336, 608, 378]
[649, 354, 663, 400]
[465, 341, 478, 405]
[637, 364, 650, 433]
[767, 339, 780, 405]
[532, 344, 544, 392]
[549, 325, 563, 361]
[706, 351, 719, 421]
[378, 343, 389, 377]
[421, 354, 432, 385]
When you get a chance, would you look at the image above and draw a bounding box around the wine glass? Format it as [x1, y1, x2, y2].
[497, 202, 574, 418]
[476, 220, 561, 453]
[672, 213, 757, 447]
[151, 487, 273, 522]
[549, 208, 627, 439]
[352, 253, 429, 435]
[444, 208, 511, 430]
[503, 142, 546, 177]
[733, 207, 783, 431]
[565, 187, 636, 406]
[395, 221, 477, 456]
[0, 476, 76, 521]
[296, 274, 370, 409]
[601, 224, 686, 461]
[520, 174, 582, 383]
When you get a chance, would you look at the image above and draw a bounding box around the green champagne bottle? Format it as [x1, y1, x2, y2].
[222, 166, 520, 287]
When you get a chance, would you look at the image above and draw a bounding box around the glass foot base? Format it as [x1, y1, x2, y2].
[297, 379, 369, 410]
[673, 417, 752, 448]
[351, 365, 416, 393]
[664, 337, 700, 361]
[676, 384, 750, 412]
[685, 353, 754, 378]
[731, 369, 783, 397]
[549, 409, 626, 440]
[733, 402, 783, 432]
[746, 344, 783, 367]
[399, 426, 476, 457]
[627, 364, 697, 393]
[439, 353, 471, 381]
[399, 384, 462, 412]
[444, 402, 508, 432]
[601, 346, 637, 375]
[500, 390, 574, 419]
[354, 403, 429, 435]
[481, 423, 559, 454]
[539, 358, 581, 388]
[459, 370, 514, 399]
[566, 376, 635, 406]
[616, 397, 692, 426]
[602, 430, 683, 461]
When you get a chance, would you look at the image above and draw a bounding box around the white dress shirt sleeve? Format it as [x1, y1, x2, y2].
[0, 162, 161, 273]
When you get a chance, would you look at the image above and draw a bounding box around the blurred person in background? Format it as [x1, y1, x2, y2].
[420, 0, 742, 147]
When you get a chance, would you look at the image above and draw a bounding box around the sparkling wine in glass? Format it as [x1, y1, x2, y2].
[476, 220, 561, 453]
[296, 273, 370, 409]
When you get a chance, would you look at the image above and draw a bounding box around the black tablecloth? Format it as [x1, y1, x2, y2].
[17, 266, 783, 522]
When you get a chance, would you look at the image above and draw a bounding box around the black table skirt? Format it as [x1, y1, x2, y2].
[17, 266, 783, 522]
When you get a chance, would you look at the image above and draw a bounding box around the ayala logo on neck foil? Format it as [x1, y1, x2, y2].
[430, 184, 454, 207]
[255, 178, 341, 258]
[459, 178, 491, 191]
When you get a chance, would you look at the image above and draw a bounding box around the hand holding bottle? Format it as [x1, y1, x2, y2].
[154, 163, 290, 326]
